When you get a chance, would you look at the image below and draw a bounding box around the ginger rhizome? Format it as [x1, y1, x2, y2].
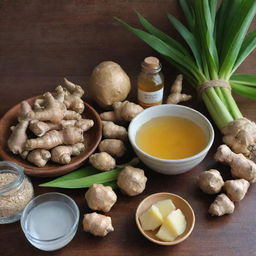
[83, 212, 114, 237]
[224, 179, 250, 202]
[214, 144, 256, 183]
[27, 149, 51, 167]
[208, 193, 235, 216]
[198, 169, 224, 194]
[98, 139, 126, 158]
[117, 166, 147, 196]
[89, 152, 116, 171]
[102, 121, 128, 141]
[166, 74, 192, 104]
[221, 118, 256, 158]
[51, 143, 85, 164]
[85, 184, 117, 212]
[7, 78, 93, 167]
[100, 101, 144, 123]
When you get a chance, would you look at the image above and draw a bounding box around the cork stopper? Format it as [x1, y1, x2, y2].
[142, 56, 161, 73]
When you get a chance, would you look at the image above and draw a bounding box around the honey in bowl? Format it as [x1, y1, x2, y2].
[135, 116, 207, 160]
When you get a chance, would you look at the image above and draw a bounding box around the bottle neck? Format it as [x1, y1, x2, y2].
[141, 62, 162, 74]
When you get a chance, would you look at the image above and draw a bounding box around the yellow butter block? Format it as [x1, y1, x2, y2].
[139, 205, 163, 231]
[156, 222, 177, 242]
[154, 199, 176, 218]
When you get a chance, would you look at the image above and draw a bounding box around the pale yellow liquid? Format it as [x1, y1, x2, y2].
[136, 116, 207, 160]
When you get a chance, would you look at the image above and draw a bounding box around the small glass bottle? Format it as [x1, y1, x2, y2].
[137, 56, 164, 108]
[0, 161, 34, 224]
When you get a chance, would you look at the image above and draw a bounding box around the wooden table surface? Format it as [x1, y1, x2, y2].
[0, 1, 256, 256]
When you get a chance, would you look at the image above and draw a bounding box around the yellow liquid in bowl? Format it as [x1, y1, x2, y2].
[135, 116, 207, 160]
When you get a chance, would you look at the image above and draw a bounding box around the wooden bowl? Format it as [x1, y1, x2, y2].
[135, 192, 195, 245]
[0, 97, 102, 177]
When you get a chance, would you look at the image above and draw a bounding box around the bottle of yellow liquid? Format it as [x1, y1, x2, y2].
[137, 56, 164, 108]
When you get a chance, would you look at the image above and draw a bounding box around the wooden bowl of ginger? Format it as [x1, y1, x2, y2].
[0, 96, 102, 177]
[135, 192, 195, 246]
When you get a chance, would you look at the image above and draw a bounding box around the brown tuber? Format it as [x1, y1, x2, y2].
[224, 179, 250, 202]
[214, 144, 256, 183]
[85, 184, 117, 212]
[221, 118, 256, 158]
[51, 143, 85, 164]
[198, 169, 224, 194]
[98, 139, 126, 158]
[208, 193, 235, 216]
[27, 149, 51, 167]
[83, 212, 114, 237]
[100, 101, 143, 123]
[89, 152, 116, 171]
[102, 121, 128, 141]
[166, 74, 192, 104]
[89, 61, 131, 109]
[117, 166, 147, 196]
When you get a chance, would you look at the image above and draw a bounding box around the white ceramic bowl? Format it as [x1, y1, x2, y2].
[128, 104, 214, 175]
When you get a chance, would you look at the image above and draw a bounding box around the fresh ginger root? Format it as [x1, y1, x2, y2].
[89, 152, 116, 171]
[198, 169, 224, 194]
[224, 179, 250, 202]
[117, 166, 147, 196]
[63, 78, 85, 114]
[85, 184, 117, 212]
[83, 212, 114, 237]
[8, 101, 32, 154]
[221, 118, 256, 158]
[98, 139, 126, 158]
[27, 149, 51, 167]
[51, 143, 85, 164]
[166, 74, 192, 104]
[102, 121, 128, 141]
[29, 119, 94, 137]
[214, 144, 256, 183]
[25, 126, 84, 150]
[100, 101, 144, 123]
[208, 193, 235, 216]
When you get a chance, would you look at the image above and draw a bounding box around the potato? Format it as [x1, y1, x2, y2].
[89, 61, 131, 109]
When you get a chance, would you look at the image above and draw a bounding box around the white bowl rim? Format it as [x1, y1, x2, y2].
[128, 104, 214, 163]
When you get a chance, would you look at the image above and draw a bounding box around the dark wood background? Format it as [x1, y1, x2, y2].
[0, 1, 256, 256]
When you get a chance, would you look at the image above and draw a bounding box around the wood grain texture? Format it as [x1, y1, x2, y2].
[0, 1, 256, 256]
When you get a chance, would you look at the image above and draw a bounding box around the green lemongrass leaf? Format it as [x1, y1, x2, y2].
[230, 73, 256, 86]
[232, 30, 256, 72]
[231, 82, 256, 99]
[219, 0, 256, 79]
[179, 0, 195, 31]
[40, 169, 121, 189]
[209, 0, 217, 22]
[167, 13, 203, 71]
[115, 17, 205, 82]
[134, 10, 190, 57]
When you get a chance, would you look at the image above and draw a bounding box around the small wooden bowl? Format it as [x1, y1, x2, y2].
[0, 97, 102, 177]
[135, 192, 195, 245]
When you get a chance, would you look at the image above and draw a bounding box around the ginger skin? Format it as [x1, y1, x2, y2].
[166, 74, 192, 104]
[89, 152, 116, 171]
[8, 101, 32, 154]
[27, 149, 51, 167]
[117, 166, 147, 196]
[25, 126, 84, 150]
[85, 184, 117, 212]
[224, 179, 250, 202]
[29, 119, 93, 137]
[221, 118, 256, 157]
[208, 193, 235, 216]
[63, 78, 85, 114]
[198, 169, 224, 194]
[98, 139, 126, 158]
[83, 212, 114, 237]
[102, 121, 128, 141]
[100, 101, 143, 123]
[214, 144, 256, 183]
[51, 143, 85, 164]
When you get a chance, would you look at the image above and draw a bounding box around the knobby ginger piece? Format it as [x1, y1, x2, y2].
[224, 179, 250, 202]
[83, 212, 114, 237]
[89, 152, 116, 171]
[102, 121, 128, 141]
[98, 139, 126, 158]
[27, 149, 51, 167]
